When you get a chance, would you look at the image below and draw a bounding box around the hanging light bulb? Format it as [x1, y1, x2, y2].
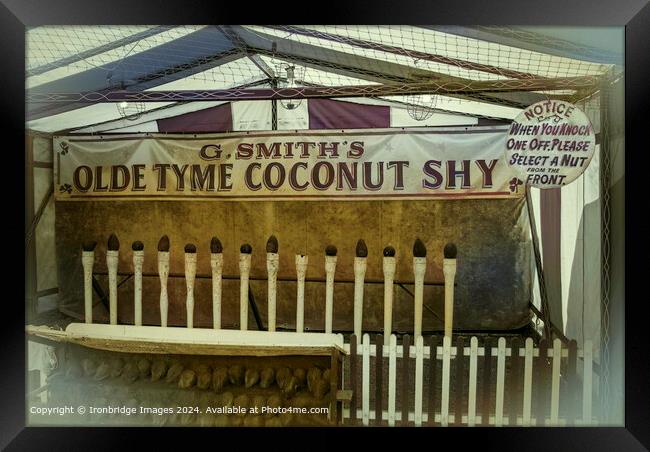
[116, 100, 146, 121]
[406, 59, 437, 121]
[106, 60, 145, 120]
[286, 66, 295, 85]
[406, 92, 437, 121]
[283, 66, 299, 110]
[276, 63, 305, 111]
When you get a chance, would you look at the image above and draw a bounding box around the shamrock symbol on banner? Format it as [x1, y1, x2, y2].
[59, 183, 72, 194]
[509, 177, 523, 193]
[59, 142, 69, 155]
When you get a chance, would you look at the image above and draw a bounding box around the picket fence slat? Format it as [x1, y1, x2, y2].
[349, 334, 358, 425]
[375, 335, 384, 427]
[567, 340, 578, 424]
[440, 336, 452, 426]
[535, 338, 549, 426]
[482, 338, 494, 426]
[508, 338, 522, 426]
[582, 339, 593, 425]
[401, 335, 410, 427]
[522, 337, 534, 426]
[454, 337, 465, 426]
[467, 336, 478, 426]
[362, 333, 370, 426]
[388, 334, 397, 426]
[550, 338, 562, 425]
[414, 336, 424, 426]
[495, 337, 506, 426]
[428, 336, 439, 426]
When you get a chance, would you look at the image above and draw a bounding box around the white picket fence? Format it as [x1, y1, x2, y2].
[340, 334, 597, 427]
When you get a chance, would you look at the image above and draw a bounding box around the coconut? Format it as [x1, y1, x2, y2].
[121, 362, 139, 384]
[275, 367, 291, 389]
[94, 361, 110, 381]
[245, 368, 260, 388]
[165, 362, 184, 384]
[137, 358, 151, 378]
[259, 367, 275, 389]
[228, 365, 245, 386]
[178, 369, 197, 389]
[196, 370, 211, 390]
[212, 367, 229, 393]
[82, 358, 97, 378]
[307, 367, 322, 394]
[150, 360, 167, 382]
[109, 357, 125, 378]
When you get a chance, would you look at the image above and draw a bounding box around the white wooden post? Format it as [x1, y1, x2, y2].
[210, 237, 223, 330]
[495, 337, 506, 426]
[388, 334, 397, 426]
[81, 243, 96, 324]
[413, 239, 427, 339]
[184, 244, 197, 329]
[467, 336, 479, 426]
[295, 255, 308, 332]
[353, 240, 368, 343]
[239, 244, 252, 331]
[132, 242, 144, 326]
[582, 339, 593, 425]
[382, 247, 396, 346]
[362, 333, 370, 426]
[157, 236, 170, 328]
[550, 338, 562, 425]
[266, 235, 279, 332]
[106, 234, 120, 326]
[522, 337, 534, 426]
[157, 255, 169, 326]
[440, 335, 451, 426]
[442, 243, 457, 339]
[324, 246, 337, 334]
[414, 335, 424, 426]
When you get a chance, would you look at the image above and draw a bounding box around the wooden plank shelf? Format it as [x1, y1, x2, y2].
[26, 323, 347, 357]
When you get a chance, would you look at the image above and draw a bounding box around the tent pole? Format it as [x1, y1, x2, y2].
[525, 185, 553, 340]
[271, 79, 278, 131]
[25, 133, 38, 322]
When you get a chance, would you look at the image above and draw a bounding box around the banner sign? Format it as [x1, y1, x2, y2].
[504, 100, 596, 188]
[54, 127, 524, 201]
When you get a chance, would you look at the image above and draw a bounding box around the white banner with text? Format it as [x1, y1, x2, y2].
[54, 127, 523, 201]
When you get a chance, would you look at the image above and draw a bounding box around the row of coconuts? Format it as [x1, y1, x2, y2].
[77, 392, 320, 427]
[67, 357, 332, 399]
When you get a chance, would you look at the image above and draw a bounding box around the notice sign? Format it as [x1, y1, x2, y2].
[505, 100, 596, 188]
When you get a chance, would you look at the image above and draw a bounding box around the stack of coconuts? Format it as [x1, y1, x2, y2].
[61, 353, 333, 427]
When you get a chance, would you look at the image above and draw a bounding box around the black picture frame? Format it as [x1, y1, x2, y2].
[4, 0, 648, 449]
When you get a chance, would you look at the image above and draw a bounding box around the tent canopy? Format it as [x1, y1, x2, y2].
[25, 25, 623, 133]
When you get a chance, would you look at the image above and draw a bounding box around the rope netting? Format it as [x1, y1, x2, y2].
[26, 25, 619, 117]
[260, 25, 612, 80]
[27, 26, 260, 88]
